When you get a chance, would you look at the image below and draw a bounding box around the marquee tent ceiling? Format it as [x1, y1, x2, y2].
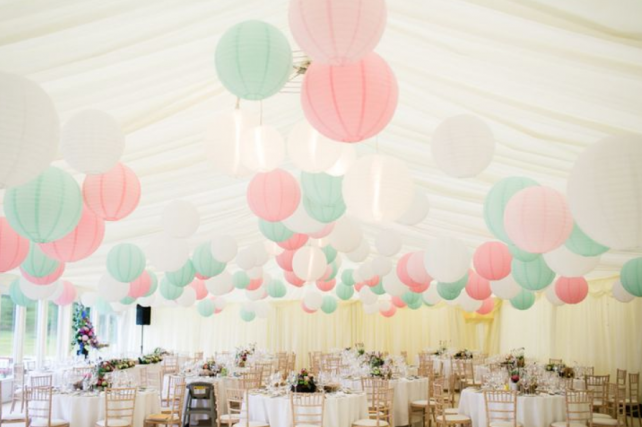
[1, 0, 641, 294]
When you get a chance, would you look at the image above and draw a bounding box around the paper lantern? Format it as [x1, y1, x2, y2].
[274, 249, 294, 272]
[422, 284, 442, 305]
[143, 271, 158, 297]
[9, 279, 34, 306]
[211, 235, 238, 263]
[347, 240, 370, 263]
[409, 280, 429, 294]
[370, 280, 385, 295]
[176, 287, 197, 307]
[166, 260, 196, 287]
[343, 154, 414, 223]
[373, 231, 401, 258]
[266, 279, 287, 298]
[0, 217, 30, 272]
[206, 271, 234, 296]
[401, 291, 421, 306]
[465, 271, 492, 301]
[241, 125, 285, 172]
[321, 296, 338, 314]
[282, 202, 326, 235]
[424, 237, 471, 283]
[98, 274, 130, 302]
[189, 279, 208, 300]
[545, 285, 565, 306]
[20, 245, 59, 278]
[302, 53, 398, 143]
[510, 289, 536, 311]
[512, 257, 555, 291]
[5, 167, 82, 243]
[431, 115, 495, 178]
[458, 291, 484, 313]
[316, 279, 336, 292]
[490, 276, 521, 300]
[204, 110, 259, 178]
[236, 247, 257, 271]
[383, 274, 407, 297]
[19, 278, 60, 300]
[612, 280, 635, 303]
[197, 299, 215, 317]
[83, 163, 141, 221]
[301, 172, 343, 206]
[287, 121, 343, 173]
[107, 243, 146, 282]
[359, 287, 378, 305]
[146, 234, 189, 272]
[215, 20, 292, 100]
[326, 144, 356, 176]
[336, 283, 354, 300]
[247, 169, 300, 222]
[380, 305, 397, 318]
[484, 176, 539, 244]
[289, 0, 386, 65]
[160, 277, 184, 300]
[620, 257, 642, 297]
[240, 306, 257, 321]
[192, 242, 226, 278]
[284, 270, 306, 287]
[259, 220, 294, 243]
[406, 252, 432, 286]
[128, 271, 153, 299]
[231, 271, 250, 290]
[21, 263, 65, 285]
[476, 298, 495, 315]
[329, 217, 362, 253]
[437, 283, 462, 301]
[504, 187, 573, 253]
[397, 191, 430, 226]
[120, 296, 136, 306]
[247, 277, 263, 291]
[54, 281, 77, 306]
[390, 296, 406, 308]
[567, 135, 642, 250]
[293, 246, 327, 281]
[162, 200, 200, 238]
[396, 253, 418, 288]
[321, 246, 338, 264]
[309, 223, 335, 240]
[61, 109, 124, 175]
[0, 73, 59, 189]
[304, 291, 324, 311]
[565, 223, 609, 257]
[371, 256, 392, 278]
[473, 241, 512, 281]
[303, 196, 345, 223]
[555, 277, 588, 305]
[543, 245, 600, 277]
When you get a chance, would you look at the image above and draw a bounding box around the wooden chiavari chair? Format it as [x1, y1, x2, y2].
[240, 368, 262, 390]
[97, 387, 137, 427]
[460, 361, 477, 388]
[409, 372, 438, 427]
[193, 351, 204, 361]
[214, 381, 239, 427]
[25, 386, 70, 427]
[254, 361, 275, 386]
[550, 390, 594, 427]
[626, 373, 640, 427]
[321, 355, 342, 377]
[616, 370, 627, 395]
[291, 393, 325, 427]
[0, 380, 26, 424]
[361, 377, 390, 412]
[287, 352, 296, 374]
[225, 388, 269, 427]
[593, 383, 625, 427]
[72, 366, 95, 377]
[29, 374, 53, 387]
[162, 356, 178, 373]
[144, 382, 185, 427]
[10, 363, 25, 413]
[586, 375, 610, 414]
[352, 386, 394, 427]
[309, 352, 322, 376]
[483, 390, 521, 427]
[433, 381, 472, 426]
[137, 367, 148, 387]
[160, 375, 185, 413]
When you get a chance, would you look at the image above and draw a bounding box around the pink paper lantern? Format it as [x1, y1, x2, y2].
[129, 271, 153, 298]
[39, 205, 105, 262]
[555, 277, 589, 305]
[301, 53, 398, 143]
[465, 271, 492, 301]
[278, 233, 309, 251]
[276, 250, 295, 271]
[354, 282, 365, 292]
[247, 278, 263, 291]
[301, 301, 317, 314]
[190, 279, 208, 300]
[473, 241, 512, 281]
[285, 271, 305, 287]
[396, 253, 423, 288]
[364, 275, 380, 287]
[54, 281, 77, 306]
[289, 0, 386, 66]
[409, 281, 429, 293]
[380, 305, 397, 318]
[20, 263, 65, 285]
[308, 223, 335, 239]
[0, 217, 30, 272]
[195, 272, 211, 280]
[83, 163, 141, 221]
[476, 298, 495, 315]
[316, 279, 336, 292]
[391, 296, 406, 308]
[407, 251, 432, 285]
[319, 266, 332, 282]
[247, 169, 300, 222]
[504, 187, 573, 254]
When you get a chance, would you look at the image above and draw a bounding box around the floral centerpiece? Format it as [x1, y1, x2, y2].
[291, 369, 317, 393]
[95, 358, 136, 390]
[71, 304, 108, 358]
[545, 363, 574, 378]
[201, 360, 223, 377]
[453, 349, 473, 359]
[138, 351, 163, 365]
[502, 347, 525, 369]
[365, 351, 393, 379]
[235, 343, 256, 368]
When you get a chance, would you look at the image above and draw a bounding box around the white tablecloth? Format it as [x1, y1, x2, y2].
[458, 388, 566, 427]
[51, 389, 160, 427]
[248, 392, 368, 427]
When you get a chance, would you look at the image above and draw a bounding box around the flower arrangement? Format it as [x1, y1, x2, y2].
[545, 363, 574, 378]
[235, 343, 256, 368]
[71, 304, 108, 358]
[365, 351, 394, 379]
[453, 349, 473, 360]
[201, 360, 222, 377]
[510, 369, 520, 383]
[95, 358, 136, 390]
[503, 348, 525, 368]
[291, 369, 317, 393]
[138, 352, 163, 365]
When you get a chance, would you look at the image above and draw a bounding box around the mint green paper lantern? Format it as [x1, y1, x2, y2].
[233, 271, 251, 289]
[107, 243, 145, 282]
[321, 296, 338, 314]
[21, 245, 59, 278]
[437, 282, 462, 301]
[192, 243, 226, 278]
[512, 257, 555, 291]
[565, 223, 609, 257]
[371, 280, 385, 295]
[9, 279, 34, 307]
[484, 176, 538, 244]
[322, 246, 338, 264]
[401, 291, 421, 306]
[259, 220, 294, 243]
[303, 196, 346, 223]
[620, 257, 642, 297]
[341, 269, 355, 287]
[4, 167, 83, 243]
[143, 271, 158, 297]
[120, 296, 136, 305]
[166, 260, 196, 287]
[160, 277, 183, 300]
[438, 272, 469, 292]
[215, 20, 293, 100]
[336, 283, 354, 300]
[327, 261, 339, 280]
[407, 298, 423, 310]
[301, 173, 344, 206]
[508, 244, 540, 262]
[95, 298, 114, 314]
[510, 289, 536, 310]
[197, 299, 215, 317]
[240, 308, 256, 322]
[266, 279, 287, 298]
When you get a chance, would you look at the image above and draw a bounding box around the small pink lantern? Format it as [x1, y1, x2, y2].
[247, 169, 300, 222]
[54, 281, 77, 306]
[308, 223, 335, 239]
[39, 205, 105, 262]
[409, 281, 429, 293]
[20, 263, 65, 285]
[83, 163, 141, 221]
[364, 275, 380, 287]
[190, 279, 208, 300]
[465, 271, 492, 301]
[247, 278, 263, 291]
[555, 277, 589, 305]
[276, 249, 295, 271]
[504, 187, 573, 254]
[278, 233, 309, 251]
[397, 253, 423, 288]
[195, 272, 211, 280]
[380, 305, 397, 318]
[301, 53, 398, 143]
[473, 241, 512, 281]
[407, 251, 432, 286]
[354, 282, 365, 292]
[285, 271, 305, 287]
[391, 296, 406, 308]
[129, 271, 153, 298]
[0, 217, 30, 272]
[476, 298, 495, 315]
[316, 279, 336, 292]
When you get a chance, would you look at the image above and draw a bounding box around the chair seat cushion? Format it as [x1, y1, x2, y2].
[551, 422, 590, 427]
[593, 417, 618, 426]
[30, 418, 69, 427]
[444, 408, 459, 415]
[220, 414, 241, 421]
[411, 399, 431, 407]
[593, 414, 613, 419]
[1, 413, 26, 421]
[96, 418, 131, 427]
[437, 414, 470, 422]
[491, 422, 523, 427]
[351, 419, 390, 427]
[232, 422, 270, 427]
[295, 424, 322, 427]
[146, 413, 181, 422]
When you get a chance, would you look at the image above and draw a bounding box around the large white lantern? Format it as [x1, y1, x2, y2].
[176, 287, 196, 307]
[204, 110, 258, 178]
[293, 246, 327, 281]
[567, 135, 642, 250]
[325, 145, 356, 177]
[612, 279, 635, 303]
[329, 217, 363, 253]
[282, 203, 326, 234]
[147, 235, 190, 272]
[375, 230, 402, 257]
[423, 237, 471, 283]
[287, 121, 342, 173]
[383, 273, 406, 297]
[241, 125, 285, 172]
[545, 284, 565, 306]
[303, 291, 323, 311]
[19, 278, 61, 300]
[343, 154, 414, 223]
[162, 200, 200, 238]
[346, 239, 370, 262]
[542, 245, 600, 277]
[206, 271, 234, 296]
[422, 284, 442, 305]
[396, 191, 430, 226]
[490, 276, 521, 300]
[211, 235, 238, 263]
[97, 274, 130, 302]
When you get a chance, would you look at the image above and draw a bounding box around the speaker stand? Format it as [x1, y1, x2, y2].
[140, 325, 145, 355]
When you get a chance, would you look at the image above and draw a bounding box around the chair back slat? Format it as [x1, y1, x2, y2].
[291, 392, 325, 426]
[26, 386, 54, 424]
[484, 390, 517, 425]
[565, 390, 594, 426]
[105, 387, 137, 427]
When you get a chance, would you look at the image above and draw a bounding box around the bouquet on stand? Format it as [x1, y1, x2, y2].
[235, 343, 256, 368]
[71, 304, 107, 359]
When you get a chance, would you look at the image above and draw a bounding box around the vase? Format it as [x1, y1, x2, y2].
[510, 382, 518, 391]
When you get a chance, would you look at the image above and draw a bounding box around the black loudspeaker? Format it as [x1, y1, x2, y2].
[136, 305, 151, 325]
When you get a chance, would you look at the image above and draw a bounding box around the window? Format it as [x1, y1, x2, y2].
[98, 313, 119, 350]
[23, 302, 38, 358]
[46, 302, 59, 357]
[0, 295, 15, 357]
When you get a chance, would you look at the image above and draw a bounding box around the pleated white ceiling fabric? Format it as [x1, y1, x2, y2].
[1, 0, 641, 292]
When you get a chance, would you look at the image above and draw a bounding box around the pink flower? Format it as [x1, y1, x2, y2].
[82, 336, 88, 341]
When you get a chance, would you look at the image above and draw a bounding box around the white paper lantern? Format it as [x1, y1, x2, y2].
[162, 200, 200, 238]
[343, 154, 414, 223]
[206, 271, 233, 296]
[293, 247, 327, 281]
[61, 110, 125, 175]
[430, 115, 495, 178]
[213, 297, 227, 311]
[612, 279, 635, 303]
[176, 287, 196, 307]
[357, 262, 375, 282]
[329, 217, 363, 253]
[362, 302, 379, 315]
[237, 247, 257, 270]
[378, 299, 393, 313]
[457, 291, 483, 312]
[383, 274, 407, 297]
[422, 284, 442, 305]
[397, 191, 430, 226]
[347, 239, 370, 262]
[81, 292, 98, 307]
[248, 266, 263, 280]
[375, 230, 402, 257]
[287, 121, 343, 173]
[246, 287, 267, 301]
[282, 202, 326, 234]
[545, 285, 565, 306]
[543, 245, 600, 277]
[251, 242, 269, 266]
[423, 237, 471, 283]
[0, 73, 60, 189]
[325, 144, 356, 177]
[241, 125, 285, 172]
[137, 294, 156, 307]
[490, 276, 521, 300]
[19, 278, 60, 300]
[359, 286, 378, 305]
[264, 241, 284, 257]
[97, 274, 130, 302]
[204, 110, 259, 177]
[372, 256, 392, 277]
[567, 135, 642, 250]
[147, 235, 190, 272]
[303, 291, 324, 311]
[211, 236, 238, 263]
